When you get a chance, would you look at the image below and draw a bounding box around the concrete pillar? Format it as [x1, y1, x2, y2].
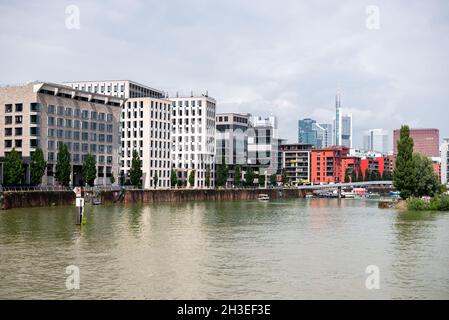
[338, 186, 342, 199]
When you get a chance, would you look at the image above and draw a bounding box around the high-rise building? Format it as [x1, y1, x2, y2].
[281, 143, 313, 185]
[341, 114, 352, 149]
[320, 123, 333, 148]
[363, 129, 389, 153]
[298, 118, 329, 148]
[215, 113, 250, 185]
[120, 98, 172, 189]
[0, 83, 123, 186]
[63, 80, 165, 99]
[334, 93, 342, 146]
[393, 128, 439, 157]
[170, 94, 216, 188]
[333, 93, 352, 148]
[247, 116, 280, 175]
[441, 138, 449, 186]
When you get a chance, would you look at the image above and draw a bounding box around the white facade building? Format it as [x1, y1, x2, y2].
[170, 95, 216, 188]
[63, 80, 165, 99]
[441, 138, 449, 186]
[120, 98, 172, 189]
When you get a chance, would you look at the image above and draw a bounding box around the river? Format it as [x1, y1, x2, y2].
[0, 198, 448, 299]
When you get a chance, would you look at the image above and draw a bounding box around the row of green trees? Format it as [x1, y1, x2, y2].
[215, 163, 288, 188]
[2, 145, 113, 187]
[393, 125, 442, 199]
[344, 167, 392, 183]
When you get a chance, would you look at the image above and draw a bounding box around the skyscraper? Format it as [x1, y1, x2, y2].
[298, 118, 327, 148]
[334, 93, 342, 146]
[320, 123, 333, 148]
[341, 114, 352, 149]
[363, 129, 389, 153]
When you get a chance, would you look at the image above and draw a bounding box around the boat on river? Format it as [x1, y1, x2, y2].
[258, 194, 270, 201]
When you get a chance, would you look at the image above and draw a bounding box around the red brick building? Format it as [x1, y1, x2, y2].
[393, 128, 439, 157]
[310, 146, 360, 184]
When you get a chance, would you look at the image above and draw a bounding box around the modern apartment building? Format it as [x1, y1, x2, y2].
[215, 113, 249, 185]
[441, 138, 449, 186]
[310, 146, 360, 184]
[63, 80, 165, 99]
[170, 94, 216, 188]
[393, 128, 440, 158]
[280, 143, 313, 185]
[363, 129, 389, 153]
[120, 98, 171, 189]
[0, 83, 123, 186]
[247, 116, 280, 176]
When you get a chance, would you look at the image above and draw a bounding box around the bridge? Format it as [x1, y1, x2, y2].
[297, 181, 393, 190]
[297, 181, 394, 198]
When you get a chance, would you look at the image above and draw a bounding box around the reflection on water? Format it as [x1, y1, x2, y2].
[0, 199, 448, 299]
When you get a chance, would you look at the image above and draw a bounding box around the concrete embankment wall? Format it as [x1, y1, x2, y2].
[1, 191, 75, 210]
[1, 188, 305, 210]
[122, 188, 305, 205]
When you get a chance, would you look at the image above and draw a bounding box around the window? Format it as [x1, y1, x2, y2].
[91, 111, 97, 120]
[65, 108, 72, 116]
[82, 110, 89, 119]
[82, 132, 88, 141]
[99, 113, 105, 121]
[74, 120, 80, 129]
[5, 116, 12, 124]
[15, 103, 23, 112]
[48, 128, 54, 137]
[48, 105, 55, 114]
[107, 114, 113, 122]
[5, 128, 12, 136]
[66, 119, 72, 128]
[48, 116, 55, 126]
[90, 122, 97, 131]
[30, 127, 40, 136]
[73, 131, 80, 140]
[5, 104, 13, 113]
[30, 139, 39, 148]
[107, 124, 113, 133]
[5, 140, 12, 148]
[48, 140, 55, 150]
[30, 103, 40, 112]
[57, 129, 63, 138]
[82, 121, 89, 129]
[74, 109, 81, 118]
[99, 123, 105, 131]
[57, 118, 64, 127]
[57, 106, 64, 115]
[15, 140, 22, 148]
[15, 115, 23, 124]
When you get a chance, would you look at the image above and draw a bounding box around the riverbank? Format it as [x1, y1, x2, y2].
[0, 188, 306, 210]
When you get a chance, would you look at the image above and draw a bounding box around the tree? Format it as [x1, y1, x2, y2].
[110, 173, 115, 185]
[55, 144, 71, 186]
[82, 153, 97, 186]
[30, 147, 47, 186]
[245, 167, 255, 186]
[205, 165, 211, 188]
[153, 174, 158, 189]
[129, 149, 142, 187]
[258, 174, 266, 187]
[412, 153, 439, 197]
[364, 169, 371, 182]
[344, 168, 351, 183]
[281, 170, 289, 185]
[350, 168, 357, 183]
[170, 169, 178, 188]
[381, 170, 391, 181]
[270, 174, 278, 186]
[234, 164, 241, 187]
[3, 148, 24, 185]
[393, 125, 416, 199]
[188, 170, 195, 188]
[216, 162, 228, 187]
[357, 167, 364, 182]
[120, 171, 125, 186]
[372, 171, 381, 181]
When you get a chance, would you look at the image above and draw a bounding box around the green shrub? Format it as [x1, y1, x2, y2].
[438, 195, 449, 211]
[407, 197, 429, 211]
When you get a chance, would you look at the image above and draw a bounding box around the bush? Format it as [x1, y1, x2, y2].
[438, 195, 449, 211]
[407, 197, 429, 211]
[407, 195, 449, 211]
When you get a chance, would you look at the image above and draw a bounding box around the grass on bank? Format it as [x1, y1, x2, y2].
[407, 195, 449, 211]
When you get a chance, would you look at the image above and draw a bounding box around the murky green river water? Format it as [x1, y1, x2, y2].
[0, 198, 448, 299]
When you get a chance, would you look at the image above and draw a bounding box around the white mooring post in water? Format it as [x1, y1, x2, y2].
[74, 187, 84, 225]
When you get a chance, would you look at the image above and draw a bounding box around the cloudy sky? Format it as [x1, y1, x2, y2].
[1, 0, 448, 149]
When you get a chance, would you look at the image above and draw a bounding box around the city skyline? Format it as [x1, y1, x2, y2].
[1, 1, 448, 146]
